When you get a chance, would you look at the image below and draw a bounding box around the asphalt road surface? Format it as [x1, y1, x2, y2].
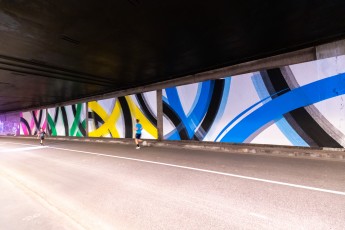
[0, 137, 344, 230]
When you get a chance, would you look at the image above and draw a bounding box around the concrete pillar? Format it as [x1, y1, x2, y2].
[46, 108, 48, 133]
[316, 39, 345, 59]
[85, 102, 89, 137]
[156, 89, 163, 141]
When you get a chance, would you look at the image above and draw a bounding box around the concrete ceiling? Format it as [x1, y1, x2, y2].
[1, 0, 345, 113]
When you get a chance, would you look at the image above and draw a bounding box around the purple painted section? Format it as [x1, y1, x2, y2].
[0, 113, 20, 136]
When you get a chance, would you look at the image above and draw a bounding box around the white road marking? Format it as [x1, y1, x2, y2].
[47, 146, 345, 196]
[22, 213, 42, 221]
[2, 141, 345, 196]
[0, 146, 47, 152]
[2, 142, 40, 146]
[249, 212, 269, 220]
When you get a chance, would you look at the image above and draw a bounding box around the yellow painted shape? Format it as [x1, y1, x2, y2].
[88, 101, 121, 137]
[125, 96, 158, 139]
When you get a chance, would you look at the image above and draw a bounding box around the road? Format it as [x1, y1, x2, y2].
[0, 137, 344, 230]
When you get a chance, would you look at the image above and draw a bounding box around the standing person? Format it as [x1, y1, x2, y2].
[134, 119, 143, 149]
[37, 128, 46, 145]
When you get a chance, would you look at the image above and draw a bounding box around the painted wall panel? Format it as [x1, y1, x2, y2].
[11, 55, 345, 148]
[47, 103, 86, 137]
[0, 113, 20, 136]
[163, 56, 345, 148]
[88, 92, 157, 139]
[20, 110, 46, 135]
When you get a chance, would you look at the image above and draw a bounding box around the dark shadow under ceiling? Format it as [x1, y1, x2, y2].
[1, 0, 345, 113]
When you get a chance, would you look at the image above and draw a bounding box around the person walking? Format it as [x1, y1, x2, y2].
[134, 119, 143, 149]
[37, 128, 46, 145]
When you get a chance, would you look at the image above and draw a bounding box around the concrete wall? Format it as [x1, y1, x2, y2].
[162, 56, 345, 147]
[11, 39, 345, 148]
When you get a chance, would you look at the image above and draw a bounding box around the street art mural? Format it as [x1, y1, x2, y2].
[88, 91, 157, 139]
[20, 110, 46, 135]
[163, 55, 345, 148]
[13, 55, 345, 148]
[0, 113, 20, 136]
[47, 103, 86, 137]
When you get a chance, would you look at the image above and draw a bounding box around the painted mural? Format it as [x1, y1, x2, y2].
[20, 110, 47, 135]
[47, 103, 86, 137]
[0, 113, 20, 136]
[163, 55, 345, 148]
[88, 91, 157, 139]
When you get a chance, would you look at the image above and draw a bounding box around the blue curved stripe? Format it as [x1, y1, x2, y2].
[165, 128, 182, 140]
[187, 82, 203, 117]
[165, 81, 214, 138]
[165, 87, 185, 119]
[186, 81, 213, 136]
[220, 73, 345, 143]
[215, 88, 288, 142]
[165, 87, 189, 138]
[251, 73, 271, 102]
[251, 73, 308, 146]
[275, 118, 309, 146]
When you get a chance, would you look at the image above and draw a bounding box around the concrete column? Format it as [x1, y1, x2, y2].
[85, 102, 89, 137]
[156, 89, 163, 141]
[46, 108, 48, 133]
[316, 39, 345, 59]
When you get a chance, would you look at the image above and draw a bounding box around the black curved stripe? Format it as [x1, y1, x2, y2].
[263, 68, 342, 148]
[38, 110, 43, 129]
[163, 101, 189, 140]
[262, 69, 290, 98]
[108, 129, 113, 138]
[47, 123, 52, 135]
[79, 120, 86, 136]
[89, 111, 104, 129]
[193, 79, 225, 140]
[49, 108, 59, 135]
[20, 117, 31, 135]
[61, 107, 69, 136]
[39, 110, 43, 127]
[135, 93, 157, 126]
[118, 97, 133, 138]
[72, 104, 76, 115]
[72, 104, 86, 136]
[289, 107, 342, 147]
[54, 107, 59, 123]
[45, 110, 52, 135]
[32, 110, 42, 133]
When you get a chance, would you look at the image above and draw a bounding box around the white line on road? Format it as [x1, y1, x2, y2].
[249, 212, 269, 220]
[0, 146, 47, 152]
[2, 141, 345, 196]
[46, 146, 345, 196]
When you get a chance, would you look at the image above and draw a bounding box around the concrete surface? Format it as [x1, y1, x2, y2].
[7, 136, 345, 161]
[0, 137, 344, 230]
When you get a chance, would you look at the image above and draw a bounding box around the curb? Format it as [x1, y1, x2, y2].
[3, 136, 345, 161]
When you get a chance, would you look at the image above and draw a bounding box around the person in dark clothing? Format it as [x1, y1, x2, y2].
[37, 128, 46, 145]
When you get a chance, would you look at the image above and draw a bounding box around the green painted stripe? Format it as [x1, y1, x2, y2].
[47, 114, 57, 136]
[70, 104, 82, 136]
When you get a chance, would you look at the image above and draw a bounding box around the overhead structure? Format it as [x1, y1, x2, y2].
[1, 0, 345, 113]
